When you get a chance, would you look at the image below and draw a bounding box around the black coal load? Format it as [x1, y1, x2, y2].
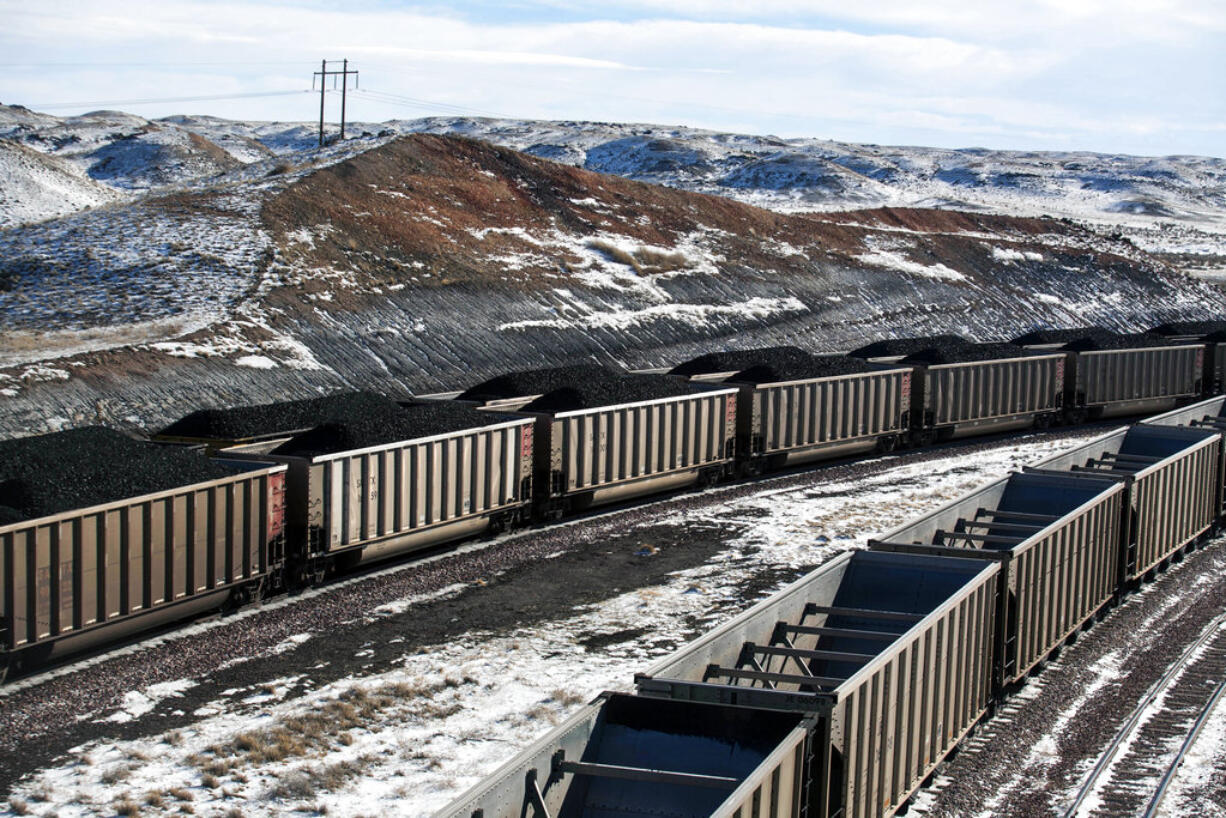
[457, 365, 620, 403]
[903, 342, 1044, 365]
[0, 427, 241, 523]
[271, 402, 512, 457]
[520, 374, 712, 413]
[1059, 331, 1181, 351]
[732, 355, 876, 384]
[849, 335, 969, 359]
[1011, 327, 1103, 346]
[669, 346, 814, 377]
[1150, 320, 1226, 338]
[159, 391, 405, 441]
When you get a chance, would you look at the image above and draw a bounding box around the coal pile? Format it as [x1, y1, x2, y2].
[0, 427, 241, 523]
[732, 355, 875, 384]
[457, 365, 620, 403]
[271, 402, 514, 457]
[903, 342, 1047, 365]
[1149, 320, 1226, 338]
[521, 374, 711, 413]
[669, 346, 814, 377]
[1011, 327, 1102, 346]
[849, 335, 968, 359]
[159, 392, 405, 441]
[1060, 331, 1179, 351]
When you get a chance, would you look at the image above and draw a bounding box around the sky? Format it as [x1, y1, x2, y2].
[2, 0, 1224, 157]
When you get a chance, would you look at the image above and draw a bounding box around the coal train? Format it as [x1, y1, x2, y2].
[438, 386, 1226, 818]
[0, 322, 1222, 683]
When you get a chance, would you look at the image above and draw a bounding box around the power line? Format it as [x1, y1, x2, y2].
[357, 88, 507, 119]
[30, 90, 310, 110]
[313, 59, 359, 146]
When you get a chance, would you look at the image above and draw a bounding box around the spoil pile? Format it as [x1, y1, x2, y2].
[521, 374, 712, 413]
[732, 355, 876, 384]
[849, 335, 968, 360]
[669, 346, 814, 377]
[0, 427, 240, 523]
[457, 365, 619, 403]
[270, 402, 512, 457]
[159, 392, 405, 441]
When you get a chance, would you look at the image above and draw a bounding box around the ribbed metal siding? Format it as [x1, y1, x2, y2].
[835, 578, 995, 818]
[1, 468, 284, 651]
[557, 391, 735, 492]
[1141, 396, 1226, 516]
[312, 422, 532, 552]
[927, 355, 1062, 426]
[1006, 496, 1121, 681]
[872, 479, 1124, 685]
[1078, 346, 1202, 406]
[1130, 438, 1217, 577]
[756, 369, 907, 455]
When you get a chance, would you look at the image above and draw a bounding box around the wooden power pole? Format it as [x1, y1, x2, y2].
[313, 59, 359, 146]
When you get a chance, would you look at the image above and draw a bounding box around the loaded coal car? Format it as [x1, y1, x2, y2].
[180, 393, 535, 583]
[1149, 319, 1226, 396]
[1011, 327, 1204, 421]
[850, 335, 1064, 443]
[0, 427, 287, 678]
[438, 692, 814, 818]
[870, 471, 1126, 688]
[454, 365, 737, 517]
[634, 550, 999, 818]
[1142, 395, 1226, 517]
[669, 347, 912, 472]
[1027, 424, 1220, 582]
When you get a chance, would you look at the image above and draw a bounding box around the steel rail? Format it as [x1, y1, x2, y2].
[1143, 663, 1226, 817]
[1062, 611, 1226, 817]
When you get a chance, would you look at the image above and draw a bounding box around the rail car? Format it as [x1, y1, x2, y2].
[442, 404, 1226, 818]
[2, 322, 1225, 680]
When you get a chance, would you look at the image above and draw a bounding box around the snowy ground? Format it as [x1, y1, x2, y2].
[0, 429, 1106, 818]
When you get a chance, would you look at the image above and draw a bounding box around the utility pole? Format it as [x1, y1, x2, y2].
[312, 59, 359, 147]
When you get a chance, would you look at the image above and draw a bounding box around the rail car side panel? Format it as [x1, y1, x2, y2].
[1075, 345, 1203, 417]
[0, 467, 285, 657]
[748, 368, 909, 464]
[923, 354, 1063, 435]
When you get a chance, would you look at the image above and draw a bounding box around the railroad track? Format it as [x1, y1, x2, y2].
[1063, 611, 1226, 817]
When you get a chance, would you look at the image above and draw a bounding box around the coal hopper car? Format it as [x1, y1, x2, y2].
[0, 427, 286, 677]
[668, 346, 912, 471]
[870, 471, 1125, 687]
[851, 335, 1064, 443]
[452, 365, 738, 517]
[1011, 328, 1204, 421]
[1028, 423, 1220, 582]
[634, 550, 999, 818]
[438, 692, 815, 818]
[174, 393, 535, 580]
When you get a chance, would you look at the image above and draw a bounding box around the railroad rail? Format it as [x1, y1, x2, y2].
[1062, 611, 1226, 817]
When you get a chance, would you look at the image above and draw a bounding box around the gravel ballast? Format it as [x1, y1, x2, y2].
[0, 427, 241, 522]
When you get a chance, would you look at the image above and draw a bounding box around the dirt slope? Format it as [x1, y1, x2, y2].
[0, 134, 1222, 439]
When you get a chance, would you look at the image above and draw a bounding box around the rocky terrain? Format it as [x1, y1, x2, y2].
[0, 105, 1223, 439]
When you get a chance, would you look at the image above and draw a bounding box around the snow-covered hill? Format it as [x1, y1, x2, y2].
[3, 106, 1223, 271]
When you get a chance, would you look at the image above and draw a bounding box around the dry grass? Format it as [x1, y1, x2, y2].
[166, 788, 194, 803]
[7, 798, 29, 816]
[587, 239, 689, 275]
[113, 799, 141, 817]
[551, 688, 586, 706]
[100, 765, 133, 786]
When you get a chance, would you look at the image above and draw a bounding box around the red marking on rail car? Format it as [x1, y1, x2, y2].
[901, 373, 911, 401]
[725, 394, 736, 424]
[521, 425, 534, 458]
[268, 472, 287, 541]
